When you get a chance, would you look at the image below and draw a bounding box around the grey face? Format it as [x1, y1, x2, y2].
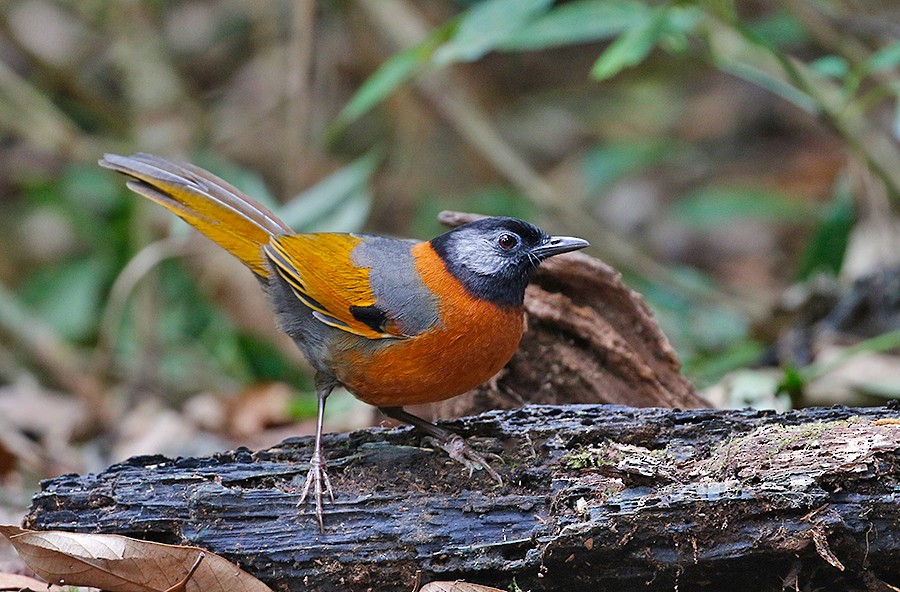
[430, 217, 587, 307]
[440, 224, 543, 278]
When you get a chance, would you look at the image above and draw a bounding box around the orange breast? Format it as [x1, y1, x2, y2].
[334, 242, 525, 407]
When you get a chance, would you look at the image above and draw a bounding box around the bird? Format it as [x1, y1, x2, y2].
[99, 152, 589, 529]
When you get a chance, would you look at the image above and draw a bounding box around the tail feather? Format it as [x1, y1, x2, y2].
[100, 153, 291, 278]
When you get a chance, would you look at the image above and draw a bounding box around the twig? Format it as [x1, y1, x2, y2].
[0, 14, 125, 136]
[785, 0, 900, 89]
[0, 57, 82, 156]
[93, 236, 194, 377]
[723, 16, 900, 204]
[0, 281, 105, 415]
[283, 0, 316, 195]
[108, 2, 194, 150]
[108, 1, 196, 389]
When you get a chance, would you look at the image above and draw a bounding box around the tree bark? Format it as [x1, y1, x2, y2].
[25, 404, 900, 592]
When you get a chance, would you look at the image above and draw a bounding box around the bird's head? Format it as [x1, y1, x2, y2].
[430, 217, 589, 307]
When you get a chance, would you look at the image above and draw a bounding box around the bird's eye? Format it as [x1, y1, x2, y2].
[498, 233, 519, 250]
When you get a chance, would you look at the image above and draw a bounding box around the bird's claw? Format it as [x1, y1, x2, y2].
[425, 434, 503, 486]
[297, 450, 334, 531]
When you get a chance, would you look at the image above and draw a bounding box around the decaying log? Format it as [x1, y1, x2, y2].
[26, 403, 900, 592]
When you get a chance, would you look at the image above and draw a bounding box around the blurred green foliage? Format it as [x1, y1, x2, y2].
[0, 0, 898, 413]
[15, 163, 130, 343]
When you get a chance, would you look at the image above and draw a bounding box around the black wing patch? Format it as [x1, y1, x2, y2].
[349, 304, 391, 334]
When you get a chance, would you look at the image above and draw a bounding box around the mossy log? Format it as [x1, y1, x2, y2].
[25, 404, 900, 592]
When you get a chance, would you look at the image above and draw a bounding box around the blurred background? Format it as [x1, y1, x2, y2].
[0, 0, 899, 524]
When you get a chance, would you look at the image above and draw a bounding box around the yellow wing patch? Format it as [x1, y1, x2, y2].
[265, 234, 403, 340]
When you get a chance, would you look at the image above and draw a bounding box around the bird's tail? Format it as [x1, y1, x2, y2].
[100, 153, 291, 278]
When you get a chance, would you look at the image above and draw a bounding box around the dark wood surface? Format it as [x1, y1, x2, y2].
[26, 403, 900, 591]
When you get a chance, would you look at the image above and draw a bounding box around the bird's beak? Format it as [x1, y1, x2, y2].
[533, 235, 590, 260]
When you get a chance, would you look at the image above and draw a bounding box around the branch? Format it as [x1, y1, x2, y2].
[25, 404, 900, 592]
[0, 281, 105, 416]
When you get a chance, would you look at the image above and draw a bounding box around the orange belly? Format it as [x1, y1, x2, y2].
[334, 242, 525, 407]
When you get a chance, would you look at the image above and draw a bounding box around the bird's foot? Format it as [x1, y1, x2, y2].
[297, 448, 334, 531]
[425, 433, 503, 486]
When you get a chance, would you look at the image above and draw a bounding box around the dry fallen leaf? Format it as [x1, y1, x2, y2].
[160, 553, 204, 592]
[420, 582, 505, 592]
[0, 526, 273, 592]
[0, 571, 67, 591]
[227, 382, 293, 438]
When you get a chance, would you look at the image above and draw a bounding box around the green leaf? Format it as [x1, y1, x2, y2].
[635, 267, 750, 353]
[237, 333, 312, 386]
[809, 55, 849, 80]
[867, 40, 900, 73]
[745, 11, 809, 48]
[799, 329, 900, 384]
[796, 175, 855, 280]
[778, 364, 805, 398]
[706, 21, 819, 114]
[682, 341, 767, 387]
[61, 164, 121, 214]
[432, 0, 553, 65]
[716, 59, 818, 113]
[673, 187, 813, 228]
[277, 151, 380, 232]
[287, 393, 319, 420]
[581, 141, 675, 194]
[590, 7, 667, 80]
[500, 0, 650, 51]
[331, 19, 457, 134]
[18, 259, 108, 341]
[657, 6, 702, 54]
[663, 5, 703, 34]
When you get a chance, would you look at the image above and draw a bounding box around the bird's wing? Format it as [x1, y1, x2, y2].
[265, 233, 422, 340]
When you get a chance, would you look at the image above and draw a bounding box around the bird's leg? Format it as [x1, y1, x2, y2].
[379, 406, 503, 485]
[298, 376, 335, 530]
